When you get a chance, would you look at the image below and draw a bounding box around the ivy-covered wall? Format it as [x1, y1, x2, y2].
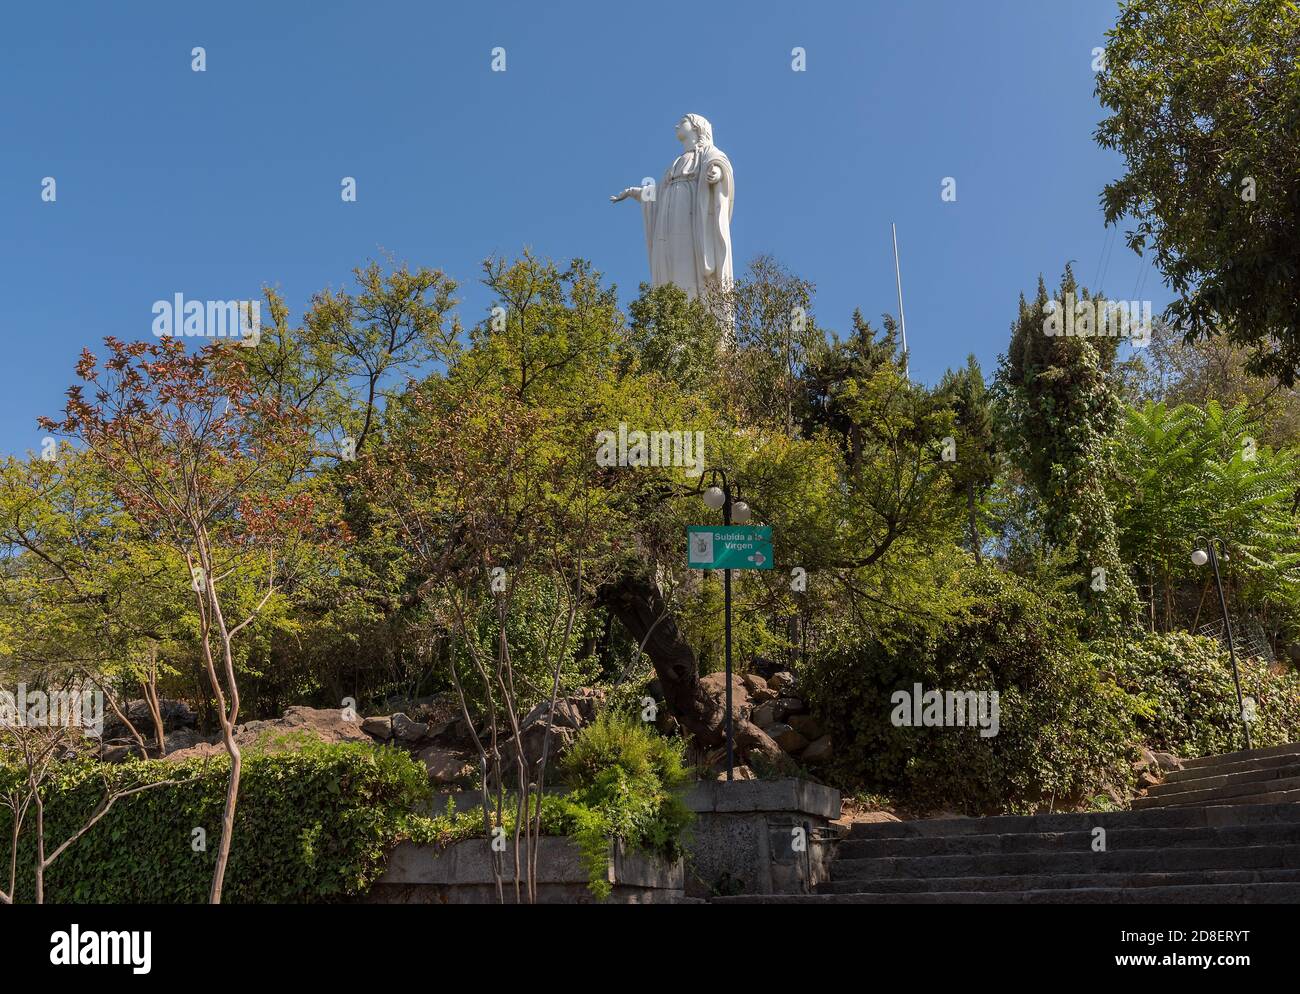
[0, 739, 431, 903]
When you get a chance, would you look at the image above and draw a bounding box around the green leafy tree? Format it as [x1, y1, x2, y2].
[940, 355, 998, 563]
[1096, 0, 1300, 383]
[996, 268, 1138, 627]
[0, 450, 198, 752]
[1114, 399, 1300, 641]
[39, 338, 321, 904]
[623, 282, 724, 393]
[712, 255, 830, 433]
[1119, 318, 1300, 448]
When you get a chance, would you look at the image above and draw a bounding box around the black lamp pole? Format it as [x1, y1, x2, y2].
[723, 488, 734, 782]
[700, 468, 737, 781]
[1196, 535, 1252, 751]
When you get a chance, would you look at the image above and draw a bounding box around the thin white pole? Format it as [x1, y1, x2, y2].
[892, 222, 909, 378]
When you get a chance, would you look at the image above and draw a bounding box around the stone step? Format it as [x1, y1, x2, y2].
[836, 822, 1300, 860]
[1164, 750, 1300, 785]
[818, 867, 1300, 894]
[713, 882, 1300, 904]
[843, 802, 1300, 841]
[1132, 787, 1300, 810]
[809, 747, 1300, 905]
[1144, 764, 1300, 801]
[832, 843, 1300, 881]
[1181, 741, 1300, 771]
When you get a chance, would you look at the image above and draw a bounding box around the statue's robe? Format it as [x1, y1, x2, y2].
[640, 143, 734, 300]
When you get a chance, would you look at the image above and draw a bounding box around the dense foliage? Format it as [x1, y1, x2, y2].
[406, 717, 693, 900]
[1096, 0, 1300, 384]
[0, 740, 431, 903]
[803, 567, 1136, 815]
[1112, 400, 1300, 641]
[996, 268, 1137, 628]
[556, 716, 693, 899]
[1109, 632, 1300, 758]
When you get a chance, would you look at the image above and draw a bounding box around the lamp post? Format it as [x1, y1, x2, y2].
[1192, 536, 1252, 750]
[700, 469, 751, 781]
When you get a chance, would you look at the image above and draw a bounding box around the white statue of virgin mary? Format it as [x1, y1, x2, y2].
[611, 113, 735, 302]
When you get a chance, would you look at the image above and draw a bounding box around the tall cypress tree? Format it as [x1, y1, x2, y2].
[996, 266, 1137, 628]
[941, 354, 997, 563]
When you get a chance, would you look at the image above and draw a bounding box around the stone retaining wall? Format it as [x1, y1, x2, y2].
[683, 778, 841, 899]
[366, 836, 685, 904]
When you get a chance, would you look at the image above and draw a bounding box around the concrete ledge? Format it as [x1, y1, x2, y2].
[685, 777, 841, 820]
[367, 837, 684, 903]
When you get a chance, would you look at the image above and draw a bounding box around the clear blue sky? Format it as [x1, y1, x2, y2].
[0, 0, 1162, 456]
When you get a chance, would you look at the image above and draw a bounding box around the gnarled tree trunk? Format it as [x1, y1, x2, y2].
[598, 572, 714, 733]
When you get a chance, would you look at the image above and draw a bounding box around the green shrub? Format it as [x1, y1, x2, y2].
[400, 792, 572, 849]
[367, 717, 695, 901]
[0, 739, 431, 903]
[555, 715, 693, 899]
[802, 566, 1136, 815]
[1108, 631, 1300, 758]
[560, 711, 691, 787]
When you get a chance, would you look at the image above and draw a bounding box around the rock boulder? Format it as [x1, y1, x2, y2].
[165, 706, 369, 762]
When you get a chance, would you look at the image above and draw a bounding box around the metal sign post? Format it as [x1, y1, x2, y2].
[688, 522, 773, 779]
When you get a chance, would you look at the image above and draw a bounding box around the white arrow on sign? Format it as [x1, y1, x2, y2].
[748, 552, 766, 565]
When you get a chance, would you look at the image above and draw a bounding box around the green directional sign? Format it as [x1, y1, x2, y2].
[687, 526, 773, 571]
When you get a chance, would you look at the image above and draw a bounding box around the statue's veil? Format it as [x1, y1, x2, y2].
[683, 113, 713, 149]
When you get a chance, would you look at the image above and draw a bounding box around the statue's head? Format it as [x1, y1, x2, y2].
[676, 113, 713, 150]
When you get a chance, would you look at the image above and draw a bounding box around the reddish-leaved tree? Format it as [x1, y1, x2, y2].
[40, 337, 315, 903]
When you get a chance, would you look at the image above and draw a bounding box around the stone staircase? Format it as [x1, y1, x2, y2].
[1133, 741, 1300, 809]
[715, 743, 1300, 904]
